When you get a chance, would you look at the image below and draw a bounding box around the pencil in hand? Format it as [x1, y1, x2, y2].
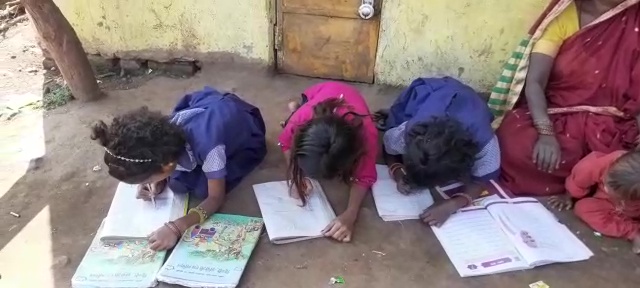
[147, 183, 156, 208]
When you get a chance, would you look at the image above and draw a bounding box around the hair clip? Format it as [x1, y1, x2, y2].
[104, 147, 153, 163]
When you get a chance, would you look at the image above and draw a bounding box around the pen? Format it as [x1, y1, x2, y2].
[147, 183, 156, 208]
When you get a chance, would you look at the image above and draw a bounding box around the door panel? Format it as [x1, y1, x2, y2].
[276, 0, 381, 83]
[282, 0, 363, 19]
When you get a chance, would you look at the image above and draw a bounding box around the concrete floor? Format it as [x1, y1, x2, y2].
[1, 24, 640, 288]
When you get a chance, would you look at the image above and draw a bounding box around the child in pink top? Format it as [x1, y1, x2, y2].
[278, 81, 378, 243]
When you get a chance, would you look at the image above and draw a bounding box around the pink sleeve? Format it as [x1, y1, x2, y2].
[565, 151, 619, 198]
[352, 125, 379, 190]
[278, 106, 313, 151]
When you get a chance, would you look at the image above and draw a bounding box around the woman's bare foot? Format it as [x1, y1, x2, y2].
[632, 234, 640, 255]
[288, 101, 300, 113]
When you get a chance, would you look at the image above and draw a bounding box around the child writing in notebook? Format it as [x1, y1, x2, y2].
[374, 78, 500, 227]
[279, 81, 378, 243]
[549, 150, 640, 254]
[91, 87, 267, 251]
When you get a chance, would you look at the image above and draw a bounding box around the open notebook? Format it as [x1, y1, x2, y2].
[372, 165, 434, 221]
[432, 197, 593, 277]
[72, 221, 166, 288]
[100, 182, 188, 241]
[156, 214, 263, 288]
[253, 180, 336, 244]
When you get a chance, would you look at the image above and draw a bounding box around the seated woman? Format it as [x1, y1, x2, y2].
[278, 81, 378, 242]
[91, 87, 267, 250]
[375, 77, 500, 226]
[495, 0, 640, 196]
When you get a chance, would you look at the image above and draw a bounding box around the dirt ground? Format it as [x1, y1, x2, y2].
[1, 22, 640, 288]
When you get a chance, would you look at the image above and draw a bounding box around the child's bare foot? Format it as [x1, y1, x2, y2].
[288, 101, 300, 113]
[632, 234, 640, 255]
[372, 109, 389, 131]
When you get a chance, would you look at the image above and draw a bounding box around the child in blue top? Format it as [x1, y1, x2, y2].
[91, 87, 266, 251]
[375, 77, 500, 226]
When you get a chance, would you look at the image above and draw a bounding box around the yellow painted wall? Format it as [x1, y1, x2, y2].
[375, 0, 548, 90]
[53, 0, 273, 63]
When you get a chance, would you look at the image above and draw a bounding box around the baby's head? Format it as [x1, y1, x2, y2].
[403, 116, 479, 188]
[605, 151, 640, 201]
[288, 99, 364, 203]
[90, 107, 186, 184]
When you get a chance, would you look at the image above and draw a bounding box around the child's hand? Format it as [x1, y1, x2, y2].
[420, 198, 460, 227]
[148, 225, 179, 251]
[391, 170, 411, 195]
[396, 179, 412, 195]
[136, 181, 166, 201]
[322, 212, 356, 242]
[288, 178, 312, 204]
[548, 194, 573, 211]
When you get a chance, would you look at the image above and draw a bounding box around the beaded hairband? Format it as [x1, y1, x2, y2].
[104, 147, 152, 163]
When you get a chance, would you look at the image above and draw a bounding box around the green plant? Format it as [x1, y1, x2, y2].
[43, 85, 73, 110]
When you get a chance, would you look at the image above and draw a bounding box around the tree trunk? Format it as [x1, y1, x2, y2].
[22, 0, 103, 101]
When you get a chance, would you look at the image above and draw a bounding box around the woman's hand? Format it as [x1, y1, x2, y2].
[420, 198, 463, 227]
[137, 180, 166, 201]
[548, 194, 573, 211]
[533, 135, 561, 173]
[148, 225, 179, 251]
[323, 212, 357, 242]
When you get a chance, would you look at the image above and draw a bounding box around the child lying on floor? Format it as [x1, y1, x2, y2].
[91, 87, 266, 251]
[278, 81, 378, 243]
[549, 150, 640, 254]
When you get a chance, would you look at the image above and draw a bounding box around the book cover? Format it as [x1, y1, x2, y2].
[157, 214, 264, 288]
[72, 222, 166, 288]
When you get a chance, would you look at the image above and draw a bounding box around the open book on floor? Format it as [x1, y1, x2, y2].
[100, 182, 189, 241]
[253, 179, 336, 244]
[156, 214, 264, 288]
[432, 197, 593, 277]
[371, 165, 434, 221]
[72, 220, 166, 288]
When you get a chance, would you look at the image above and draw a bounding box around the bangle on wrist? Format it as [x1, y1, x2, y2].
[533, 119, 554, 136]
[188, 207, 209, 224]
[164, 222, 182, 238]
[451, 193, 473, 208]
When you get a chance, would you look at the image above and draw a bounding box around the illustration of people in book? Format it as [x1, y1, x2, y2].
[181, 221, 260, 261]
[90, 240, 158, 264]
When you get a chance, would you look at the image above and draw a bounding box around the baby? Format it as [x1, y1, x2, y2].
[549, 150, 640, 254]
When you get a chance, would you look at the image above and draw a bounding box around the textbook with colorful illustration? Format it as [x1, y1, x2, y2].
[432, 197, 593, 277]
[72, 221, 167, 288]
[156, 214, 264, 288]
[100, 182, 189, 241]
[253, 179, 336, 244]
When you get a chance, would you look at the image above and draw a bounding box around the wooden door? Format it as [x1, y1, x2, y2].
[275, 0, 381, 83]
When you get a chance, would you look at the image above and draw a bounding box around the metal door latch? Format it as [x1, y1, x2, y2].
[358, 0, 375, 19]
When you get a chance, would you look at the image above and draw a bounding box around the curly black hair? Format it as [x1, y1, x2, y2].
[606, 151, 640, 200]
[288, 98, 365, 205]
[402, 116, 479, 188]
[90, 107, 186, 184]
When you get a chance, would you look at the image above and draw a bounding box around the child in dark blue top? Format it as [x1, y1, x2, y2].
[375, 77, 500, 227]
[91, 87, 266, 251]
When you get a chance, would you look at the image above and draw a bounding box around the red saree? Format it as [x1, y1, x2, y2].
[497, 3, 640, 196]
